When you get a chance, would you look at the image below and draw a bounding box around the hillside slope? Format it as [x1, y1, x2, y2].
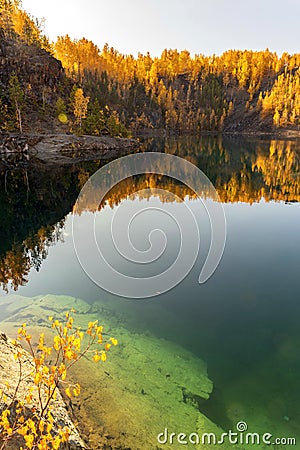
[0, 27, 71, 133]
[0, 1, 299, 136]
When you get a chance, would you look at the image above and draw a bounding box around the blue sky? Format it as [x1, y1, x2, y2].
[22, 0, 300, 56]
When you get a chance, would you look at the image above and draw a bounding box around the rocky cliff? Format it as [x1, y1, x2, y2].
[0, 26, 71, 133]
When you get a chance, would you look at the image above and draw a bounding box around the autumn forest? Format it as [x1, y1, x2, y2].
[0, 0, 299, 136]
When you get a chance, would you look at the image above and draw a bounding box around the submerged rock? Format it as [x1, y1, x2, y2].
[0, 294, 241, 449]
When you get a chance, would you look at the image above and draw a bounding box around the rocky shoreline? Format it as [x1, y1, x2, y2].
[0, 133, 140, 168]
[0, 130, 299, 170]
[132, 127, 300, 139]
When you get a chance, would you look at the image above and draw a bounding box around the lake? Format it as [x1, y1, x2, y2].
[0, 135, 300, 449]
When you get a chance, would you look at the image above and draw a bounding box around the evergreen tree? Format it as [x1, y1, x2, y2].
[9, 73, 25, 133]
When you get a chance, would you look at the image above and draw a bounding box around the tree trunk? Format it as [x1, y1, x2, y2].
[17, 107, 22, 133]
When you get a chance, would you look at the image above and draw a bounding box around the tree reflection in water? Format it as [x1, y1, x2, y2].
[0, 136, 299, 292]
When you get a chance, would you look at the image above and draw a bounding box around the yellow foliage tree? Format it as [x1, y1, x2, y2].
[73, 88, 90, 131]
[0, 310, 117, 449]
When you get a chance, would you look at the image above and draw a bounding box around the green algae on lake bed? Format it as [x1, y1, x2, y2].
[0, 294, 233, 449]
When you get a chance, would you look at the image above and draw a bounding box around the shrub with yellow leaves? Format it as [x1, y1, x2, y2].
[0, 310, 117, 449]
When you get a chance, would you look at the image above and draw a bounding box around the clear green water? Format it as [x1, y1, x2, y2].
[0, 135, 300, 448]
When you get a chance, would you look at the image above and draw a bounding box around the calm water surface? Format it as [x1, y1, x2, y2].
[0, 135, 300, 443]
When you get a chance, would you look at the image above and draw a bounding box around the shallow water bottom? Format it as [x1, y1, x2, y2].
[0, 293, 299, 449]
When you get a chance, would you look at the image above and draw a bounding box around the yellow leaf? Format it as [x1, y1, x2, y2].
[52, 436, 61, 450]
[110, 338, 118, 346]
[78, 331, 84, 340]
[42, 366, 49, 375]
[93, 353, 101, 363]
[73, 384, 80, 396]
[65, 387, 72, 398]
[39, 420, 45, 433]
[25, 393, 33, 403]
[73, 338, 81, 352]
[34, 373, 42, 385]
[67, 317, 74, 329]
[65, 349, 74, 360]
[53, 336, 61, 351]
[24, 434, 34, 449]
[44, 346, 52, 356]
